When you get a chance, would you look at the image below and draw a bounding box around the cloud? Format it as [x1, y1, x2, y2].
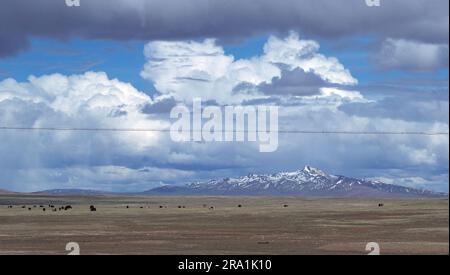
[274, 104, 448, 169]
[263, 34, 358, 85]
[140, 38, 279, 104]
[368, 174, 449, 193]
[340, 96, 449, 123]
[0, 0, 448, 57]
[141, 96, 178, 114]
[319, 88, 363, 101]
[0, 71, 447, 192]
[258, 69, 327, 96]
[0, 71, 170, 170]
[0, 71, 277, 191]
[0, 35, 447, 193]
[0, 72, 152, 113]
[141, 32, 357, 104]
[0, 36, 29, 58]
[375, 39, 449, 71]
[0, 166, 196, 193]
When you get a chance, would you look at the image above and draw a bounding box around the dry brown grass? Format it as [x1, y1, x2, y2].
[0, 195, 448, 255]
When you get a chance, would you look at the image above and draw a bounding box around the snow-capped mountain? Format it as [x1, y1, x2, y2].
[148, 166, 447, 198]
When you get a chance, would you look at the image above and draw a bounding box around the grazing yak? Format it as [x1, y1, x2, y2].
[90, 205, 97, 212]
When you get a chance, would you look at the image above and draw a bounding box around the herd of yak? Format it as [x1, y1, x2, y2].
[4, 203, 385, 212]
[4, 203, 293, 212]
[6, 204, 91, 212]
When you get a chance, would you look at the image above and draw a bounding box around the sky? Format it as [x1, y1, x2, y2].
[0, 0, 448, 193]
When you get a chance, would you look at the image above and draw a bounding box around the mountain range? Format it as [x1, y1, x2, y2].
[2, 166, 447, 198]
[146, 166, 447, 198]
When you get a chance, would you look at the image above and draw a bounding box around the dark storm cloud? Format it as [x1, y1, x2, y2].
[259, 68, 330, 96]
[0, 36, 29, 58]
[141, 97, 177, 114]
[0, 0, 448, 57]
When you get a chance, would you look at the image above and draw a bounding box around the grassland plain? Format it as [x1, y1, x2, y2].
[0, 195, 448, 255]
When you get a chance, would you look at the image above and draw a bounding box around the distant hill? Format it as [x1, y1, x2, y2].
[0, 189, 15, 195]
[146, 166, 448, 198]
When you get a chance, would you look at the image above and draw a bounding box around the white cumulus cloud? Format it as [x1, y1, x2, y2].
[141, 32, 358, 104]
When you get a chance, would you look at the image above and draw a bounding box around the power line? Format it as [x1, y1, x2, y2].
[0, 126, 448, 136]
